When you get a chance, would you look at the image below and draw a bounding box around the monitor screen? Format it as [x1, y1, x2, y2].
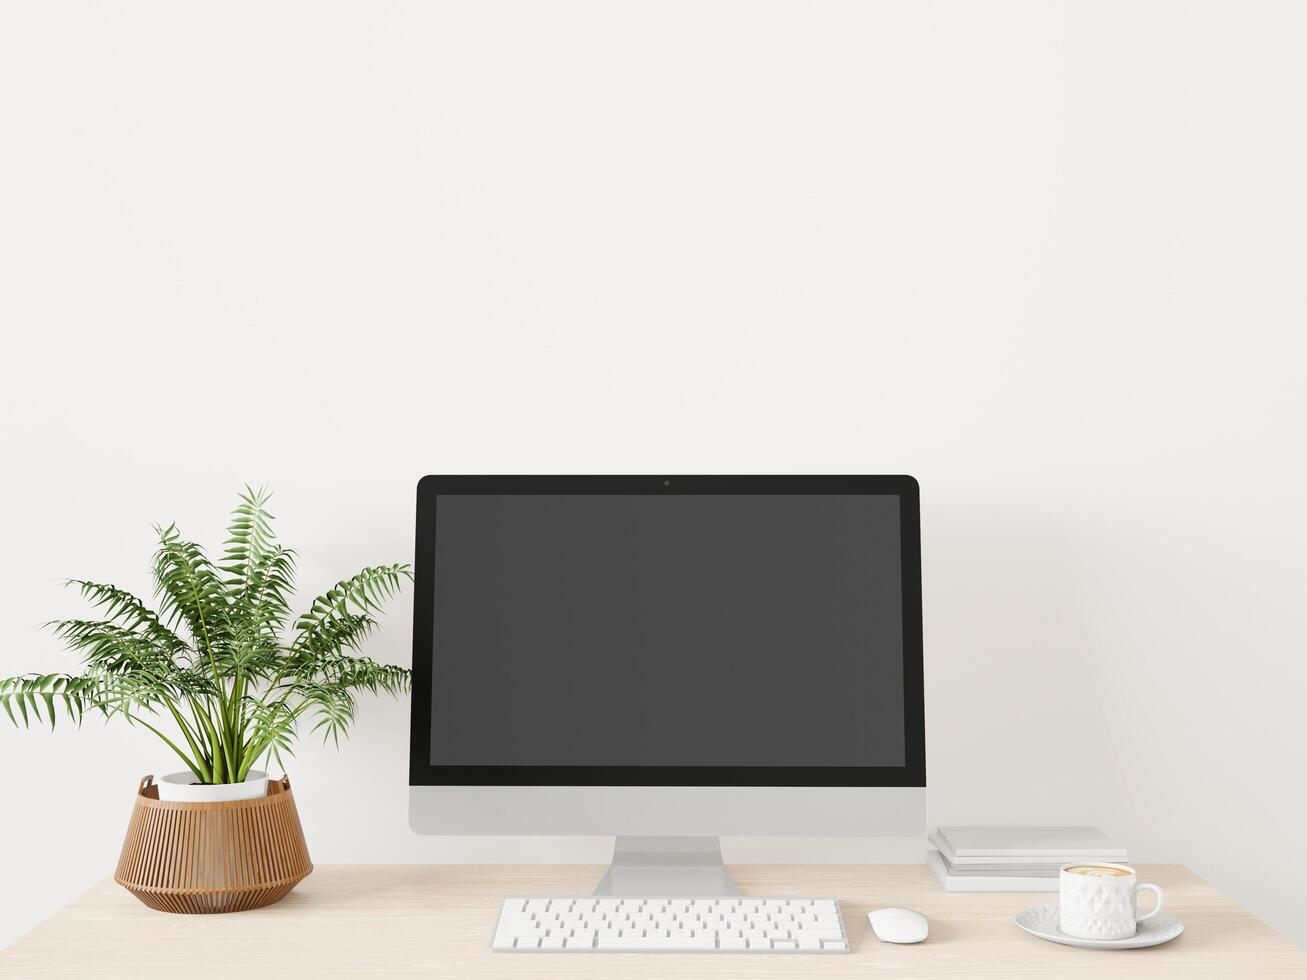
[423, 490, 911, 772]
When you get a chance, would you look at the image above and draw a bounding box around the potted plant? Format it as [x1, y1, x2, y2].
[0, 487, 411, 910]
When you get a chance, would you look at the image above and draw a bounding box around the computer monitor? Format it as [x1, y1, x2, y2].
[409, 476, 925, 895]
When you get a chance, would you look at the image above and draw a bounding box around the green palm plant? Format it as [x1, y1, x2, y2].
[0, 487, 411, 784]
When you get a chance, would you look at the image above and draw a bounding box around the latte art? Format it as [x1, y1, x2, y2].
[1065, 864, 1132, 878]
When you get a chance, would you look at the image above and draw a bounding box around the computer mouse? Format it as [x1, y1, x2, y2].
[868, 907, 929, 943]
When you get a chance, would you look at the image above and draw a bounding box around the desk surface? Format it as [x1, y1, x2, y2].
[2, 864, 1304, 978]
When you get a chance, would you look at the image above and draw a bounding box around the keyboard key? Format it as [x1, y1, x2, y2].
[663, 936, 718, 951]
[607, 936, 656, 950]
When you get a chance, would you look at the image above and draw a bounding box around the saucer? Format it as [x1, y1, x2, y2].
[1014, 905, 1184, 950]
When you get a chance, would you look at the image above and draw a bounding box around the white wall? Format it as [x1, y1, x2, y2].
[2, 0, 1305, 953]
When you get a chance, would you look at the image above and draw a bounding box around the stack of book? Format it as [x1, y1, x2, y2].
[927, 826, 1130, 892]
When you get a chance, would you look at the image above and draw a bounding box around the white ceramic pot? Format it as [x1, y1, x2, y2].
[155, 769, 269, 802]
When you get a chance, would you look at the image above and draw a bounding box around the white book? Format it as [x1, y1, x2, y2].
[928, 831, 1129, 868]
[926, 851, 1060, 892]
[933, 826, 1128, 862]
[937, 858, 1061, 878]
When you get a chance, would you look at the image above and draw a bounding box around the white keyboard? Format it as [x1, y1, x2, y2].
[492, 896, 849, 952]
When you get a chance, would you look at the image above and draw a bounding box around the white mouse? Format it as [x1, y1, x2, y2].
[868, 907, 929, 944]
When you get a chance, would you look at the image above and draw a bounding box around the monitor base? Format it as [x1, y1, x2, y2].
[593, 836, 742, 896]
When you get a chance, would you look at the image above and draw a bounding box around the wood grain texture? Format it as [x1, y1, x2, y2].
[2, 864, 1304, 978]
[113, 774, 312, 914]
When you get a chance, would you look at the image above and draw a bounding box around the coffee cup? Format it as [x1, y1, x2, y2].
[1059, 863, 1163, 940]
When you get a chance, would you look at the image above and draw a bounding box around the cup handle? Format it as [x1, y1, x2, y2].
[1135, 883, 1164, 921]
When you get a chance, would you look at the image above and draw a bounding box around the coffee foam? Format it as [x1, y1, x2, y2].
[1065, 864, 1131, 878]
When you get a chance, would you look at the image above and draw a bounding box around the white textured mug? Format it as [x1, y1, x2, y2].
[1059, 863, 1163, 940]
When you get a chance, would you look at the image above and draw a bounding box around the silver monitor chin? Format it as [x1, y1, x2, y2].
[410, 785, 926, 895]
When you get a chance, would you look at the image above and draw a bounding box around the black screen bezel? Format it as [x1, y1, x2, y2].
[408, 475, 925, 788]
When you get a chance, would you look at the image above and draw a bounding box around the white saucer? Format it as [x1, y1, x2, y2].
[1014, 905, 1184, 950]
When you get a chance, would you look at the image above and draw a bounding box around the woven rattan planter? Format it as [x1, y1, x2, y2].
[115, 774, 313, 913]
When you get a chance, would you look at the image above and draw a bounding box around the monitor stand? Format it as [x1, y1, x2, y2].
[592, 836, 742, 896]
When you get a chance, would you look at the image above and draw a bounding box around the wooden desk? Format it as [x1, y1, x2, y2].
[1, 864, 1303, 978]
